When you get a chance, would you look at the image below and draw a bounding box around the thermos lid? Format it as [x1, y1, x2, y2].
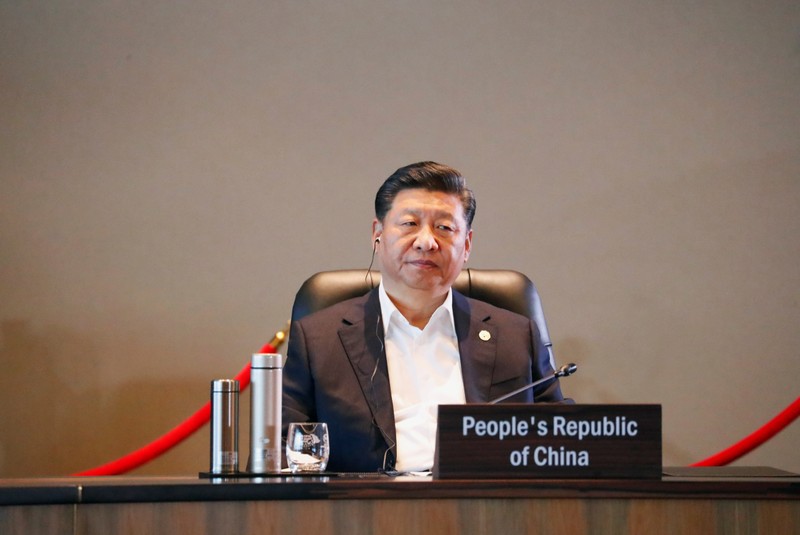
[251, 353, 284, 369]
[211, 379, 240, 393]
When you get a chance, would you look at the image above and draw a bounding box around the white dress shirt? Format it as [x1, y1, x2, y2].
[378, 282, 466, 472]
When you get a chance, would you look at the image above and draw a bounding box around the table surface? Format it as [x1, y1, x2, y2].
[2, 467, 799, 506]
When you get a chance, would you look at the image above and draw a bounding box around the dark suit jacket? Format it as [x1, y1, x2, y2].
[282, 288, 566, 472]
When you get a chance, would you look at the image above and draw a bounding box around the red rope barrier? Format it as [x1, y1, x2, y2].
[72, 341, 279, 476]
[692, 396, 800, 467]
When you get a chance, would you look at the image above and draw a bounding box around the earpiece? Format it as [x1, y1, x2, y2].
[375, 237, 381, 243]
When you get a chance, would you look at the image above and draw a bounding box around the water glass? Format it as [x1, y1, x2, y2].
[286, 422, 329, 473]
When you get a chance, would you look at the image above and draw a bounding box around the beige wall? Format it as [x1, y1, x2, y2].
[1, 1, 798, 477]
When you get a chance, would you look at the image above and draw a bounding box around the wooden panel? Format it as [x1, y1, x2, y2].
[0, 504, 74, 535]
[75, 498, 800, 535]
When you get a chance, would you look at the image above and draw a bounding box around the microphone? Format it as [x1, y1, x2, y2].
[488, 363, 577, 404]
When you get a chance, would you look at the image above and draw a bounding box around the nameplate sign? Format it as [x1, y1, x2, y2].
[433, 404, 661, 479]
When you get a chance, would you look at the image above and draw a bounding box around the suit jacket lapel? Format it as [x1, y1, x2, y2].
[336, 289, 397, 451]
[453, 291, 497, 403]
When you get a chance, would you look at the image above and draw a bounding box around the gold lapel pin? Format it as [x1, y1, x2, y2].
[479, 330, 491, 341]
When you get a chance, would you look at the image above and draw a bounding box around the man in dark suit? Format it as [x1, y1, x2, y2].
[283, 162, 568, 472]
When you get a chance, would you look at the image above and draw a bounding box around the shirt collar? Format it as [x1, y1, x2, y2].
[378, 280, 455, 333]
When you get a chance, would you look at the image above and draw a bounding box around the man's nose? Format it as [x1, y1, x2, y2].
[413, 226, 439, 251]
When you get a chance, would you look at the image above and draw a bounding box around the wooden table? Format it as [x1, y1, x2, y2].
[1, 467, 798, 535]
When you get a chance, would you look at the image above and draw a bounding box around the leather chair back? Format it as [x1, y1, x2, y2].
[290, 269, 554, 356]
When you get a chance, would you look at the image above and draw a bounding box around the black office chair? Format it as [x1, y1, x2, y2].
[290, 268, 555, 364]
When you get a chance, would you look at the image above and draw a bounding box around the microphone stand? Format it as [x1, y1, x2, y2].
[488, 363, 577, 404]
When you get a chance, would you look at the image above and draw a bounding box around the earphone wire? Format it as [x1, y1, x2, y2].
[370, 313, 396, 472]
[365, 238, 378, 287]
[364, 239, 396, 471]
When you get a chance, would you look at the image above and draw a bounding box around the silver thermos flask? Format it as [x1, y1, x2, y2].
[247, 353, 283, 474]
[210, 379, 239, 474]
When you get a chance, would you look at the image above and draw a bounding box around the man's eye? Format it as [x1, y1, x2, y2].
[437, 225, 454, 232]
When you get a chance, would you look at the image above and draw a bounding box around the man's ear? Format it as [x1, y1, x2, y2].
[372, 219, 383, 243]
[464, 228, 473, 261]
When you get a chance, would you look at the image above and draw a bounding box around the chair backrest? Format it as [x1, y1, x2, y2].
[290, 268, 554, 352]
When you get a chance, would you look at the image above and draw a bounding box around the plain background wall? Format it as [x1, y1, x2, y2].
[1, 1, 798, 477]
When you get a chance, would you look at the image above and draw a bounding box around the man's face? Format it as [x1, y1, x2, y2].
[372, 188, 472, 299]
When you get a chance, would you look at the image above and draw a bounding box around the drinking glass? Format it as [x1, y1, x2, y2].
[286, 422, 329, 473]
